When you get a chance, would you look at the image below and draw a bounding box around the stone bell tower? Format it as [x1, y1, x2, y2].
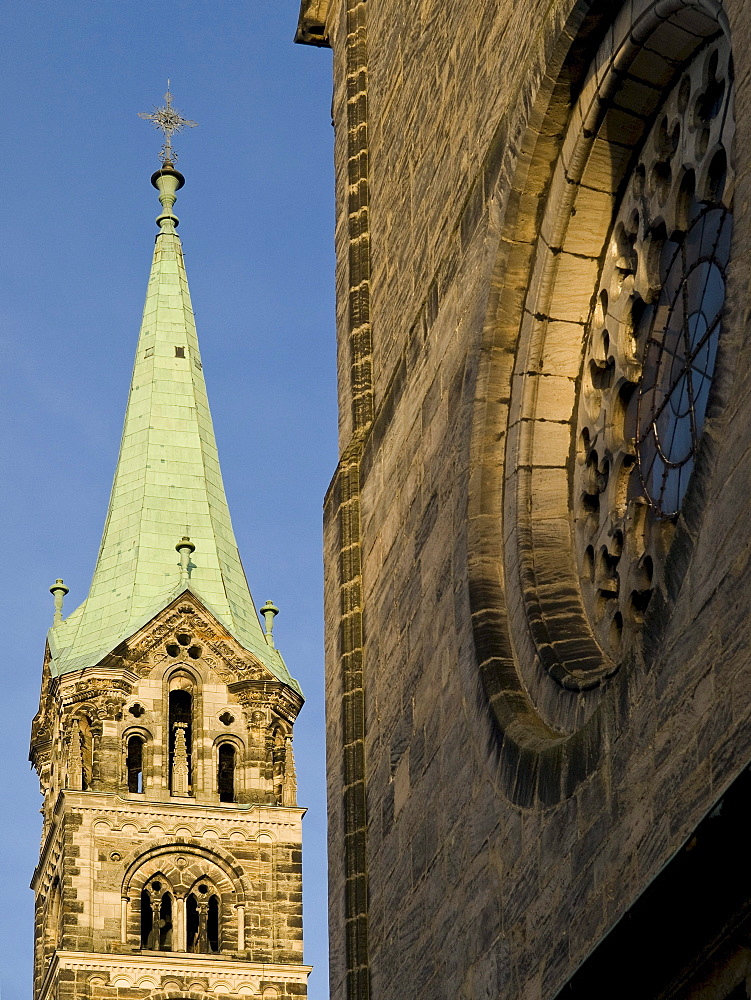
[29, 92, 310, 1000]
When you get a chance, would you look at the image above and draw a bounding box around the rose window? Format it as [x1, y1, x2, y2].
[574, 41, 733, 657]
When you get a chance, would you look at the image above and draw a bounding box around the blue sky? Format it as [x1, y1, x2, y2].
[0, 4, 335, 997]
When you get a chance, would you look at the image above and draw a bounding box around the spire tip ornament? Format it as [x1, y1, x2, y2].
[139, 83, 198, 167]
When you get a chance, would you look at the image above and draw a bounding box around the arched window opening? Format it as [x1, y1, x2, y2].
[140, 880, 173, 951]
[168, 687, 192, 795]
[140, 888, 152, 948]
[187, 893, 200, 952]
[187, 883, 220, 954]
[208, 894, 220, 953]
[159, 893, 173, 951]
[126, 735, 144, 793]
[218, 743, 236, 802]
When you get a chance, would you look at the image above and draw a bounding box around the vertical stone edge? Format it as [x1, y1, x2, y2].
[328, 0, 374, 997]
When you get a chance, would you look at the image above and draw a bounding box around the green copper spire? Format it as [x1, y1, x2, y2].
[48, 138, 299, 693]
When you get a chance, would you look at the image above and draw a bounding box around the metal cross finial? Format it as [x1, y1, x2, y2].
[139, 83, 198, 165]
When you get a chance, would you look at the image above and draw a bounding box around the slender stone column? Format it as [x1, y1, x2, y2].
[67, 720, 83, 791]
[236, 904, 245, 951]
[176, 896, 187, 953]
[150, 896, 161, 950]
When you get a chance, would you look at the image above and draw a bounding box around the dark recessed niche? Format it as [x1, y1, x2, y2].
[188, 645, 202, 659]
[556, 767, 751, 1000]
[128, 703, 146, 718]
[219, 712, 234, 726]
[177, 633, 191, 646]
[166, 643, 180, 657]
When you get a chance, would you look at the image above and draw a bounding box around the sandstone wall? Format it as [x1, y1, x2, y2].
[321, 0, 751, 998]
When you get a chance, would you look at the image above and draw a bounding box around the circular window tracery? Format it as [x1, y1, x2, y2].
[467, 0, 736, 801]
[574, 38, 733, 658]
[637, 204, 731, 513]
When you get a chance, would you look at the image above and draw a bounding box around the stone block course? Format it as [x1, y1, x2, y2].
[32, 597, 309, 1000]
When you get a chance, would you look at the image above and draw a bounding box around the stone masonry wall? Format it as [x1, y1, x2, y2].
[36, 797, 305, 1000]
[31, 596, 308, 1000]
[322, 0, 751, 998]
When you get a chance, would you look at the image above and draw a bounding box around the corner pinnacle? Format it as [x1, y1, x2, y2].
[261, 601, 279, 647]
[50, 579, 69, 626]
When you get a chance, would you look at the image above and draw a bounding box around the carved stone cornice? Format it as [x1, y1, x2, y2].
[58, 676, 133, 722]
[42, 951, 310, 999]
[295, 0, 331, 46]
[58, 793, 305, 838]
[228, 680, 303, 725]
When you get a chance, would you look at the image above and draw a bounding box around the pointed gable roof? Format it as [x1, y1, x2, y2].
[49, 166, 299, 694]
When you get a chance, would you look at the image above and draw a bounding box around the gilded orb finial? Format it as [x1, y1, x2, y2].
[139, 82, 198, 166]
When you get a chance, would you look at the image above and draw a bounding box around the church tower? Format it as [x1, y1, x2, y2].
[29, 95, 310, 1000]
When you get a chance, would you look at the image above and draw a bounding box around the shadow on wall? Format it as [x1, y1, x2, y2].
[557, 764, 751, 1000]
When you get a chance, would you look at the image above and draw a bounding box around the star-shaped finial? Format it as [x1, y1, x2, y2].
[139, 83, 198, 165]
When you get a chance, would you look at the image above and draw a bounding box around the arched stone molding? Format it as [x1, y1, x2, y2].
[467, 0, 735, 805]
[122, 724, 154, 741]
[141, 992, 256, 1000]
[123, 841, 252, 954]
[122, 839, 251, 902]
[164, 663, 203, 689]
[253, 829, 277, 843]
[129, 864, 180, 897]
[212, 733, 245, 753]
[140, 978, 264, 1000]
[139, 992, 223, 1000]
